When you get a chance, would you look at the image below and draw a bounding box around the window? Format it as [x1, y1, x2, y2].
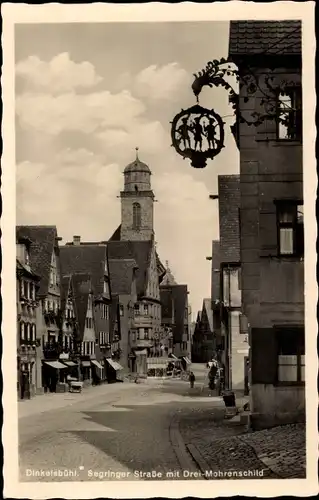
[277, 88, 302, 141]
[134, 304, 140, 316]
[20, 322, 25, 342]
[133, 202, 141, 230]
[26, 323, 31, 341]
[277, 328, 305, 384]
[144, 328, 149, 340]
[137, 328, 144, 340]
[143, 304, 149, 316]
[31, 324, 36, 342]
[277, 201, 304, 256]
[119, 304, 124, 317]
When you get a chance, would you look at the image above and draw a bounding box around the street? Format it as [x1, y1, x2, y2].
[19, 364, 215, 482]
[19, 364, 305, 482]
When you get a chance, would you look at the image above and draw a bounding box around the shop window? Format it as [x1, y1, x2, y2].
[277, 328, 305, 384]
[276, 201, 304, 257]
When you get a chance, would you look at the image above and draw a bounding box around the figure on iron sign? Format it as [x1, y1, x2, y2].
[170, 104, 225, 169]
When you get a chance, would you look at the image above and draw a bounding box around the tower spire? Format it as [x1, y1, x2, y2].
[135, 147, 139, 160]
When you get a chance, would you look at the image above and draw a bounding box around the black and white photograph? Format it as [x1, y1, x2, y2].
[2, 2, 317, 498]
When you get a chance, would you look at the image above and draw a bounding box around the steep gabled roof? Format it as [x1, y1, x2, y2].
[109, 224, 166, 281]
[203, 298, 214, 333]
[107, 240, 152, 297]
[161, 261, 178, 286]
[71, 273, 92, 339]
[60, 244, 108, 300]
[108, 259, 138, 295]
[16, 225, 59, 296]
[229, 20, 301, 57]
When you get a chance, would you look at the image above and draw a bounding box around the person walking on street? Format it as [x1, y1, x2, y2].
[189, 371, 195, 389]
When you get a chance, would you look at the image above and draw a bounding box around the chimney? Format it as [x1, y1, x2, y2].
[73, 235, 81, 246]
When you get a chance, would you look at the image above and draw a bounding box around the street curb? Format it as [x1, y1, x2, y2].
[169, 414, 201, 477]
[186, 444, 210, 479]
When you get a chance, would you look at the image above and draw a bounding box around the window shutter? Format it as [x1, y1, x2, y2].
[259, 211, 278, 257]
[251, 328, 277, 384]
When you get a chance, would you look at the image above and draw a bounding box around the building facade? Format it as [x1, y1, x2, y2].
[16, 235, 41, 399]
[160, 263, 190, 359]
[229, 21, 304, 427]
[108, 258, 138, 373]
[60, 240, 113, 381]
[16, 226, 63, 393]
[218, 175, 248, 393]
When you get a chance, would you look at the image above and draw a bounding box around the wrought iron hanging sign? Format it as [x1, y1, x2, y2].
[170, 104, 225, 169]
[170, 53, 301, 169]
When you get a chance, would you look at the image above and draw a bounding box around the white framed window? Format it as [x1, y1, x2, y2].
[143, 304, 149, 316]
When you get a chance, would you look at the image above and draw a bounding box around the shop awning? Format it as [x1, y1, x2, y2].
[81, 360, 91, 367]
[148, 363, 167, 369]
[44, 361, 67, 370]
[91, 359, 103, 370]
[183, 356, 192, 365]
[106, 359, 123, 371]
[169, 354, 178, 360]
[62, 361, 77, 367]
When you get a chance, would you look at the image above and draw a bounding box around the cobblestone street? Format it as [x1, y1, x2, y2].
[19, 365, 306, 482]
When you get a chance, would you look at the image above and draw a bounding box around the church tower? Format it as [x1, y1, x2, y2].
[120, 149, 155, 241]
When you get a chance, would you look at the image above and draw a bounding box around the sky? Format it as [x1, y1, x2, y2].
[15, 21, 239, 315]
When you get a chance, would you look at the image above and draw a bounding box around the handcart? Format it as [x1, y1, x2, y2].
[69, 380, 83, 393]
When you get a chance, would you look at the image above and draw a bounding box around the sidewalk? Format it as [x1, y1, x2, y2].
[18, 381, 136, 420]
[178, 406, 306, 479]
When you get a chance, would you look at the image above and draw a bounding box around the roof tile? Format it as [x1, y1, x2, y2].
[229, 20, 301, 56]
[16, 225, 59, 296]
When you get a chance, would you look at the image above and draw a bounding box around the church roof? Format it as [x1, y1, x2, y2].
[107, 241, 152, 298]
[124, 150, 151, 174]
[108, 258, 138, 295]
[109, 224, 166, 281]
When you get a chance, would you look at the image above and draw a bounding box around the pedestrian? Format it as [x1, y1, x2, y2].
[189, 371, 195, 389]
